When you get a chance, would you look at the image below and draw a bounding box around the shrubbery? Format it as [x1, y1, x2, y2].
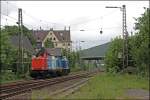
[105, 8, 149, 77]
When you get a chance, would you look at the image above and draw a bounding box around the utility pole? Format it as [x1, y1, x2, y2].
[106, 5, 128, 69]
[78, 41, 85, 70]
[122, 5, 128, 69]
[17, 8, 24, 75]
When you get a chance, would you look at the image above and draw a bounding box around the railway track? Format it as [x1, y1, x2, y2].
[48, 78, 90, 99]
[0, 70, 100, 100]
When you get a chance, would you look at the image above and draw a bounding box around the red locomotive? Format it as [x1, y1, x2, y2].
[30, 47, 70, 78]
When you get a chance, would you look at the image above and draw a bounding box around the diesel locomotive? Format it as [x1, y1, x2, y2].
[30, 47, 70, 78]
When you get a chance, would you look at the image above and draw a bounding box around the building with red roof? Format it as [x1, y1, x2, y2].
[33, 27, 72, 51]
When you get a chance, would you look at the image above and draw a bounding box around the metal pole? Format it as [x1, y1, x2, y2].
[17, 9, 21, 75]
[122, 5, 125, 70]
[105, 5, 129, 70]
[17, 8, 24, 74]
[122, 5, 128, 69]
[20, 8, 24, 74]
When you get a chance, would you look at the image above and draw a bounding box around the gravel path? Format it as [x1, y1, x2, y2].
[124, 89, 149, 100]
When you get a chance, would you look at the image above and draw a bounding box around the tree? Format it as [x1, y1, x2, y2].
[130, 8, 149, 76]
[2, 25, 36, 46]
[1, 25, 35, 76]
[62, 49, 80, 69]
[0, 28, 18, 71]
[105, 37, 123, 73]
[105, 8, 149, 76]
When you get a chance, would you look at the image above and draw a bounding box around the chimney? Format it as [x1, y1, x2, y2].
[69, 26, 70, 31]
[32, 29, 34, 35]
[131, 31, 133, 36]
[50, 28, 53, 31]
[64, 26, 66, 31]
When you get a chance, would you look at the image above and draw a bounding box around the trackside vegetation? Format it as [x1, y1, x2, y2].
[65, 73, 149, 99]
[64, 7, 149, 100]
[1, 25, 35, 82]
[105, 8, 149, 77]
[0, 26, 83, 83]
[0, 6, 149, 100]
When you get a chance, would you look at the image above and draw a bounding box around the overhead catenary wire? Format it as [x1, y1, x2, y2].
[1, 2, 45, 29]
[1, 13, 121, 32]
[71, 40, 111, 44]
[1, 2, 123, 31]
[22, 10, 65, 27]
[1, 14, 37, 29]
[2, 1, 138, 37]
[69, 9, 119, 27]
[2, 1, 121, 30]
[70, 26, 122, 31]
[2, 17, 17, 26]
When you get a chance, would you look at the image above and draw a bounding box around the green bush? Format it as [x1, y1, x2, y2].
[1, 71, 20, 84]
[105, 8, 149, 77]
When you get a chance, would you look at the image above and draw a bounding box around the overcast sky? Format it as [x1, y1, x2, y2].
[1, 1, 149, 50]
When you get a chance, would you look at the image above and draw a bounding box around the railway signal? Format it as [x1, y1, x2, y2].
[105, 5, 129, 69]
[100, 28, 103, 34]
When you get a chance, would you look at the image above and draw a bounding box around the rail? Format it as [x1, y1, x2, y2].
[0, 69, 100, 99]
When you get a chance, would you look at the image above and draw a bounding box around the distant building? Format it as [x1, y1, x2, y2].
[80, 42, 110, 60]
[33, 27, 72, 51]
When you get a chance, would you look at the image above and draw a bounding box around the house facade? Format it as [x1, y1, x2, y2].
[33, 27, 72, 51]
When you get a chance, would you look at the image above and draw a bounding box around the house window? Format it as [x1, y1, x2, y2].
[55, 43, 57, 46]
[63, 43, 65, 46]
[62, 37, 65, 40]
[60, 33, 63, 36]
[50, 33, 52, 35]
[68, 43, 70, 46]
[53, 37, 55, 40]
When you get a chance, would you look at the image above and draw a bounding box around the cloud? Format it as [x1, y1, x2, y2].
[69, 17, 92, 28]
[1, 1, 18, 16]
[1, 1, 149, 49]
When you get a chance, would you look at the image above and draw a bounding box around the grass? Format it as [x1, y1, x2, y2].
[1, 71, 148, 99]
[1, 72, 19, 84]
[65, 73, 149, 99]
[0, 71, 31, 84]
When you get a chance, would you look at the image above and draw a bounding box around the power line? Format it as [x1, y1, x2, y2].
[1, 14, 18, 21]
[22, 10, 65, 27]
[71, 40, 110, 44]
[70, 26, 121, 31]
[1, 14, 36, 29]
[2, 18, 17, 26]
[3, 1, 120, 29]
[69, 9, 119, 27]
[2, 1, 122, 32]
[2, 1, 125, 34]
[1, 2, 43, 29]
